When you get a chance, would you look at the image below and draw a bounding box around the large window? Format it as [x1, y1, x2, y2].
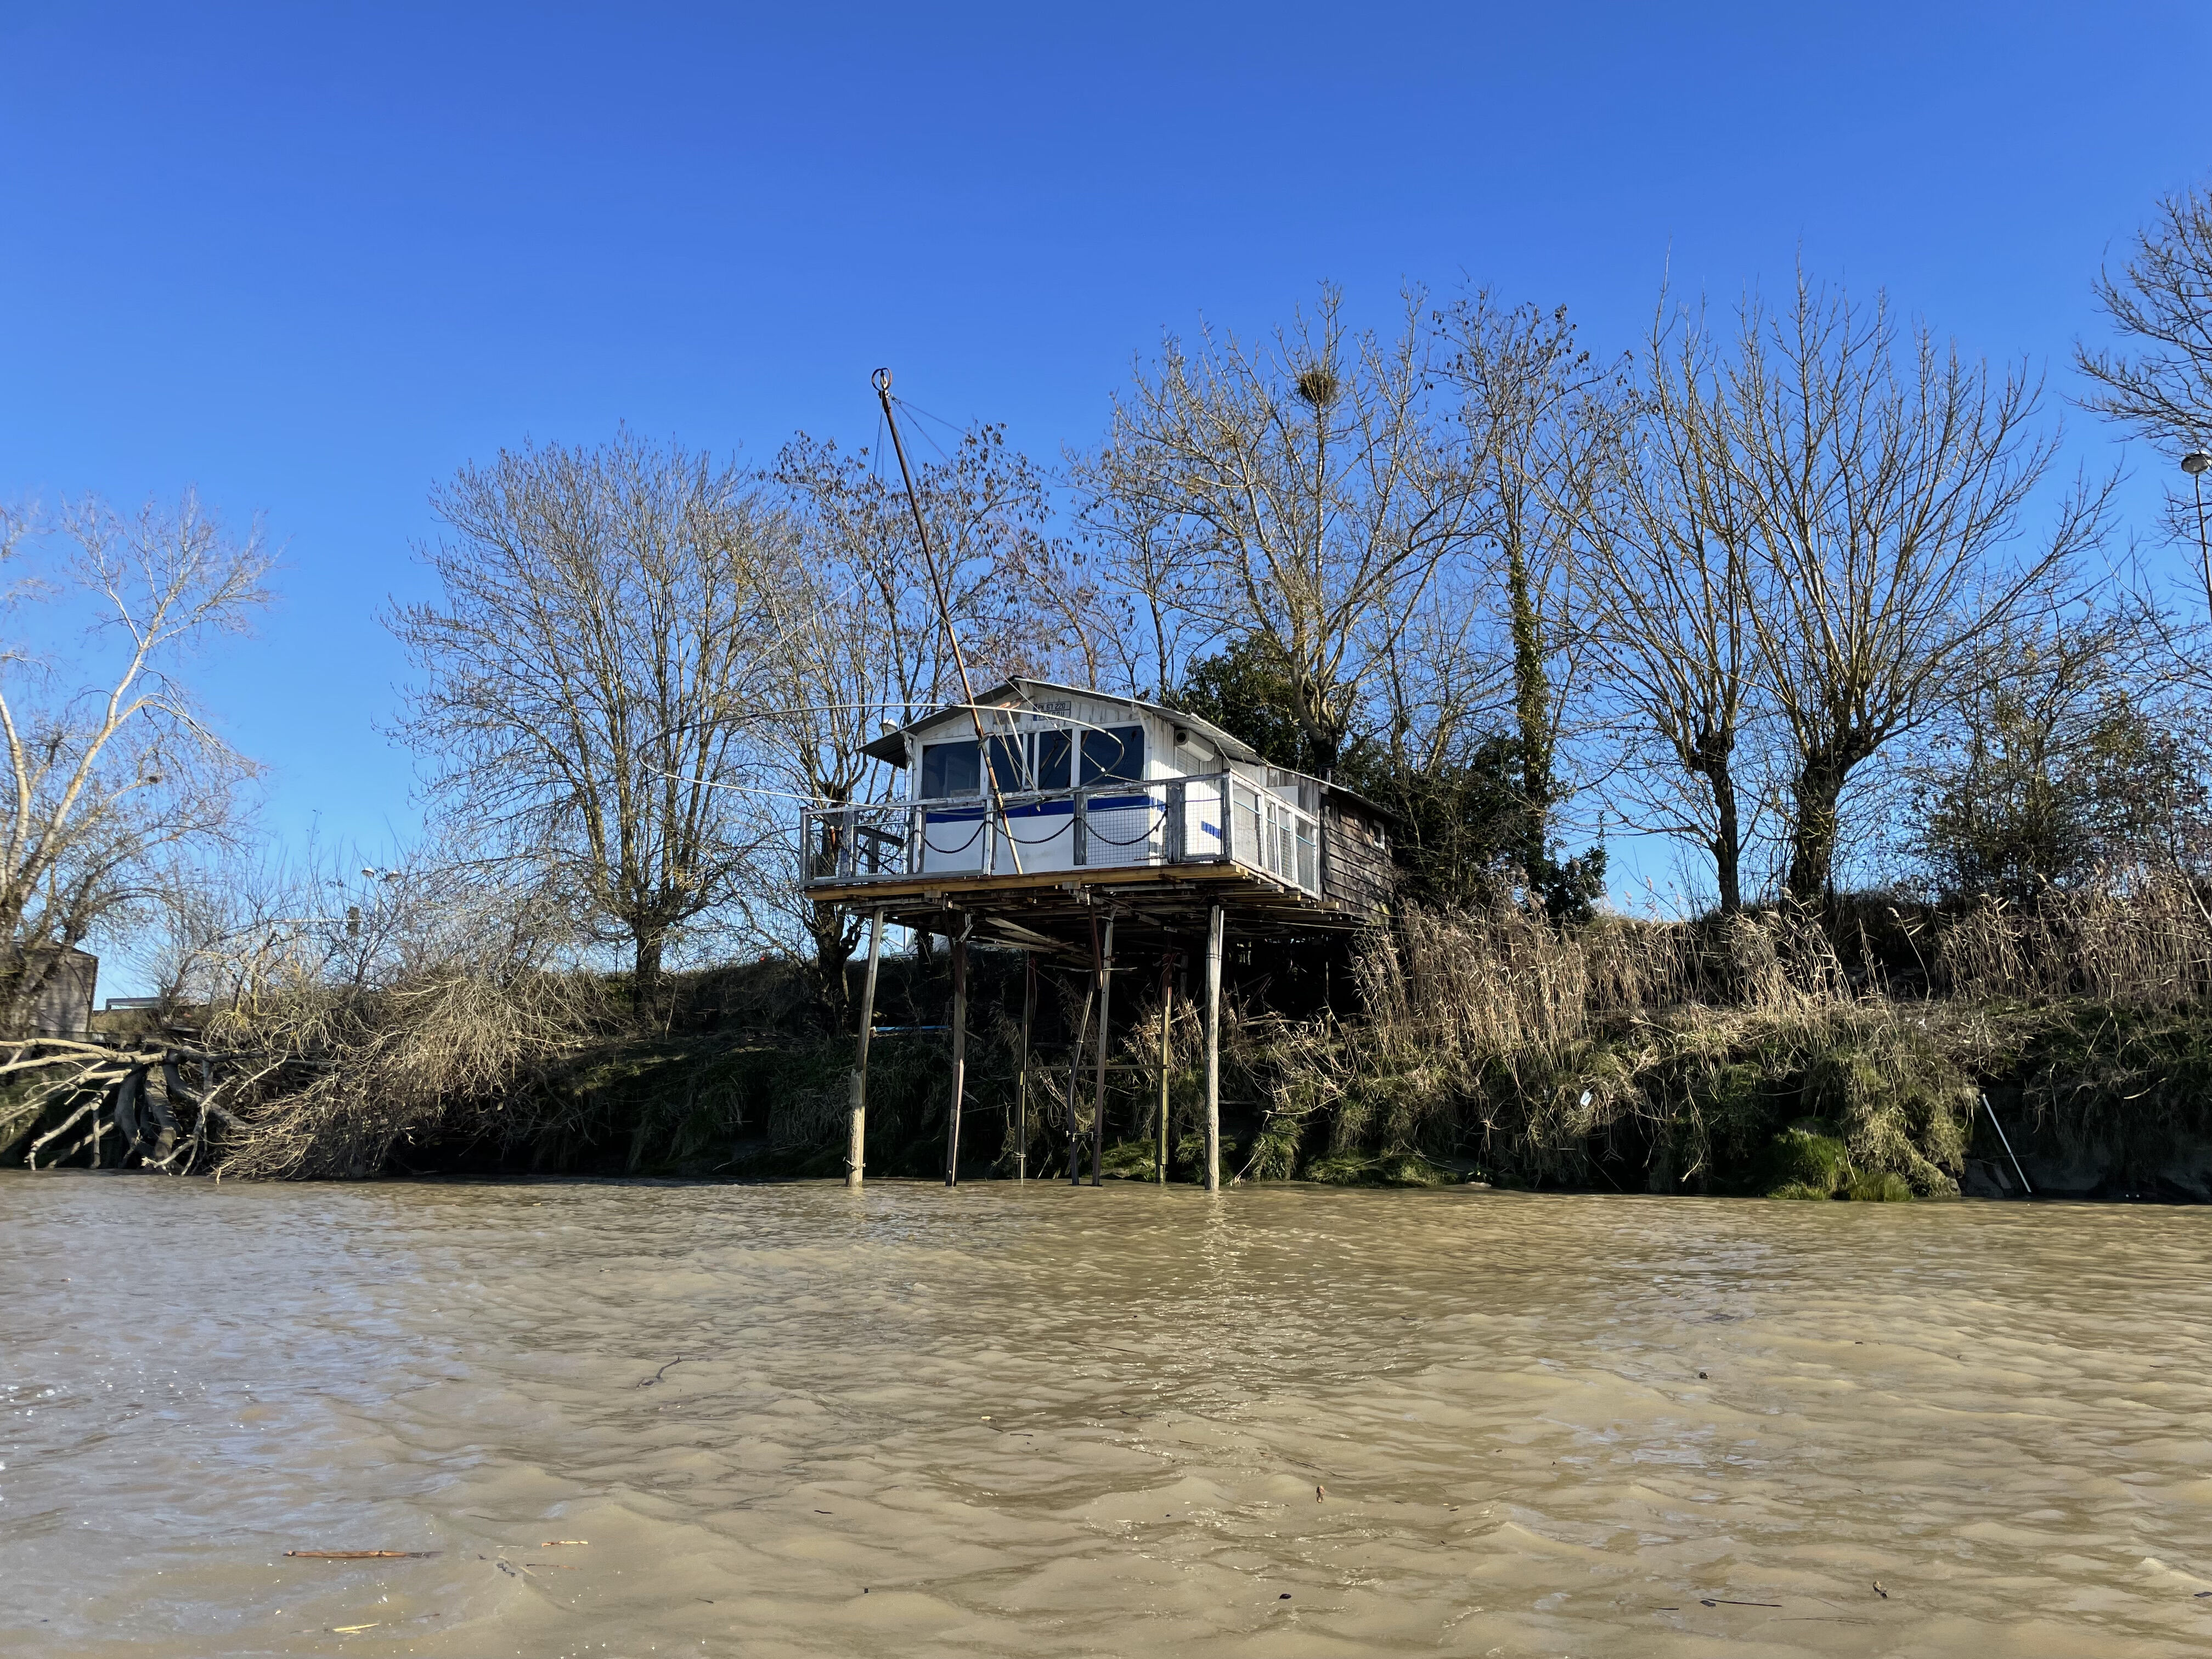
[1036, 729, 1073, 790]
[1081, 725, 1145, 785]
[920, 740, 980, 798]
[984, 735, 1028, 793]
[929, 723, 1144, 797]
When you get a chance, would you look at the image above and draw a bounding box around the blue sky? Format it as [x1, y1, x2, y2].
[3, 1, 2208, 917]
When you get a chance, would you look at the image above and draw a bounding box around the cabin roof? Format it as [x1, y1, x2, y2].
[860, 679, 1268, 768]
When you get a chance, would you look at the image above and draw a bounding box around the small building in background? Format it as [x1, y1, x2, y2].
[3, 946, 99, 1040]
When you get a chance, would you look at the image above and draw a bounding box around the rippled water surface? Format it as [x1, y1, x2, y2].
[4, 1173, 2211, 1656]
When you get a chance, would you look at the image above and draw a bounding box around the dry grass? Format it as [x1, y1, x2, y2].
[1242, 862, 2211, 1193]
[205, 965, 611, 1178]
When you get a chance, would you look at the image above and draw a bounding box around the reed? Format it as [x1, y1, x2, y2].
[1239, 862, 2212, 1195]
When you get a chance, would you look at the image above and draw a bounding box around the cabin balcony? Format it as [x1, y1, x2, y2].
[799, 771, 1327, 919]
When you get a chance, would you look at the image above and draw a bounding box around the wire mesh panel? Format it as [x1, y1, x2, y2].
[799, 773, 1320, 897]
[1082, 790, 1160, 868]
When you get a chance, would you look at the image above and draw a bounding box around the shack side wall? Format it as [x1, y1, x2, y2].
[1321, 802, 1393, 919]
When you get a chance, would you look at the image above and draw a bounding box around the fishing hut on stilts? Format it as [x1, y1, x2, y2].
[804, 678, 1392, 1190]
[815, 371, 1390, 1192]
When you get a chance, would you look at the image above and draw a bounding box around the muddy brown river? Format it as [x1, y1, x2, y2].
[3, 1173, 2209, 1656]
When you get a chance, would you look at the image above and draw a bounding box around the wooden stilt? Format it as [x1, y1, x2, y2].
[846, 906, 885, 1191]
[1092, 914, 1114, 1188]
[1064, 969, 1094, 1183]
[1205, 904, 1223, 1193]
[946, 919, 970, 1188]
[1017, 952, 1036, 1181]
[1157, 947, 1173, 1184]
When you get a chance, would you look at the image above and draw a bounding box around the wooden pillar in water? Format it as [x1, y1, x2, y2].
[946, 919, 970, 1188]
[1204, 904, 1223, 1193]
[1073, 911, 1103, 1186]
[846, 906, 885, 1191]
[1064, 969, 1094, 1184]
[1016, 952, 1036, 1181]
[1156, 947, 1173, 1184]
[1091, 914, 1115, 1188]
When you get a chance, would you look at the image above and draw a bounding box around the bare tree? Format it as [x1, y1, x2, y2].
[1724, 274, 2108, 902]
[1080, 285, 1474, 774]
[1066, 456, 1224, 702]
[769, 423, 1075, 988]
[2077, 180, 2212, 456]
[1577, 300, 1767, 913]
[393, 431, 784, 1006]
[0, 492, 268, 1029]
[1438, 294, 1617, 888]
[2075, 179, 2212, 636]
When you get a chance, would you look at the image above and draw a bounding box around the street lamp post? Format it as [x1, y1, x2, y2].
[2185, 449, 2212, 611]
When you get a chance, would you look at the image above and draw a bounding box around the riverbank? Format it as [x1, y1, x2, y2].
[9, 883, 2209, 1199]
[367, 983, 2208, 1201]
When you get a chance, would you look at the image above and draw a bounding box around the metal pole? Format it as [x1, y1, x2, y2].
[1092, 914, 1114, 1188]
[946, 919, 970, 1188]
[1017, 953, 1036, 1181]
[1982, 1093, 2034, 1196]
[872, 368, 1023, 875]
[2194, 470, 2210, 616]
[846, 906, 885, 1190]
[1204, 905, 1223, 1193]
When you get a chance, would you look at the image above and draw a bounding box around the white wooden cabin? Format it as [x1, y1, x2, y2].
[802, 679, 1390, 947]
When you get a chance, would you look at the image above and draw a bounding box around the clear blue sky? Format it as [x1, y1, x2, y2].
[3, 2, 2208, 906]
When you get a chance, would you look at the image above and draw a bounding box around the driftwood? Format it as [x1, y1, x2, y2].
[4, 1036, 314, 1176]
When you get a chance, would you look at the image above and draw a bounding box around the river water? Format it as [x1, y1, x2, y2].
[3, 1173, 2209, 1657]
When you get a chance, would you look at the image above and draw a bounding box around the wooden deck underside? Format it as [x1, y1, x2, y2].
[806, 862, 1370, 954]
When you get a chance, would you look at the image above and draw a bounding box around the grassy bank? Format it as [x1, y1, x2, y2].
[11, 872, 2210, 1199]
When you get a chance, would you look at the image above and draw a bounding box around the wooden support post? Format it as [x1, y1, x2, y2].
[1092, 913, 1115, 1188]
[1064, 968, 1094, 1183]
[1017, 953, 1037, 1181]
[1074, 911, 1101, 1184]
[1157, 947, 1173, 1184]
[847, 906, 884, 1191]
[1204, 904, 1223, 1193]
[946, 919, 970, 1188]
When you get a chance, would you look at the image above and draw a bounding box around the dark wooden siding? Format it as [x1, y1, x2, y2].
[1320, 800, 1392, 919]
[3, 948, 97, 1039]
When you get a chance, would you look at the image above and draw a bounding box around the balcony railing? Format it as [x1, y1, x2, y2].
[801, 771, 1321, 897]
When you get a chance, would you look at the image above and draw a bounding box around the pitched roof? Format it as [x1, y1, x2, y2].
[860, 678, 1266, 767]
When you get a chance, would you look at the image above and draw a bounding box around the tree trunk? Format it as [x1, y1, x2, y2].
[810, 902, 855, 1017]
[1785, 760, 1848, 905]
[1504, 537, 1554, 876]
[1697, 747, 1745, 916]
[633, 930, 666, 1018]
